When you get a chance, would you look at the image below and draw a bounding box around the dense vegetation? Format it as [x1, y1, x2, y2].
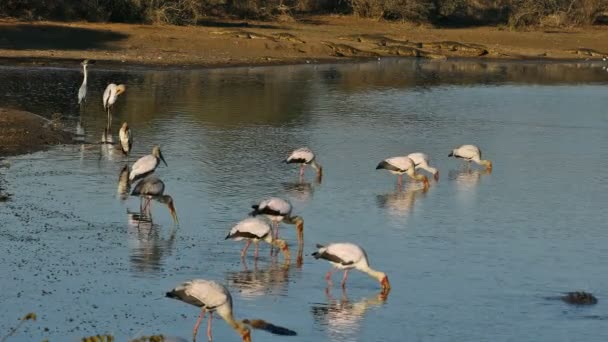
[1, 0, 607, 28]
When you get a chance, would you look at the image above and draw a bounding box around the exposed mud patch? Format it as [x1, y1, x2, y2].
[0, 108, 74, 157]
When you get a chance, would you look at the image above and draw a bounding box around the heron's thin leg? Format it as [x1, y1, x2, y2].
[193, 308, 206, 342]
[254, 242, 259, 259]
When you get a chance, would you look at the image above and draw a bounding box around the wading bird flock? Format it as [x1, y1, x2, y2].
[77, 60, 492, 342]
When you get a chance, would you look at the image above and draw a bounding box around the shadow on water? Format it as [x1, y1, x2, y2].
[127, 211, 177, 276]
[311, 289, 388, 341]
[0, 24, 128, 50]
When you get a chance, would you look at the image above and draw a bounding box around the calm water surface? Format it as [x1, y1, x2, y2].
[1, 59, 608, 341]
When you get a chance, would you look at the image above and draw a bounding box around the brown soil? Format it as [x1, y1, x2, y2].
[1, 16, 608, 69]
[0, 108, 74, 157]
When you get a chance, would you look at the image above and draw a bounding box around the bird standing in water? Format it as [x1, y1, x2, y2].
[131, 175, 178, 224]
[407, 152, 439, 181]
[129, 145, 168, 181]
[102, 83, 126, 127]
[119, 122, 132, 156]
[166, 279, 297, 342]
[250, 197, 304, 246]
[376, 156, 429, 189]
[78, 59, 93, 109]
[313, 243, 391, 296]
[448, 144, 492, 171]
[225, 217, 290, 262]
[284, 147, 323, 182]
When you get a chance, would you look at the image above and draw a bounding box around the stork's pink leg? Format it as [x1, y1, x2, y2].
[397, 174, 403, 188]
[207, 312, 213, 342]
[299, 164, 305, 178]
[254, 242, 259, 259]
[325, 268, 338, 286]
[241, 240, 252, 259]
[341, 270, 350, 288]
[193, 308, 206, 342]
[274, 221, 280, 240]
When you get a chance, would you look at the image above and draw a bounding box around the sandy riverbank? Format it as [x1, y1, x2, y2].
[2, 16, 608, 69]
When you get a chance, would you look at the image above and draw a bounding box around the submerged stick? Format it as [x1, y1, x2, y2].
[0, 313, 37, 342]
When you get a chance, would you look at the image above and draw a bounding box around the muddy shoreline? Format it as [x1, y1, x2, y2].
[2, 16, 608, 72]
[0, 108, 74, 157]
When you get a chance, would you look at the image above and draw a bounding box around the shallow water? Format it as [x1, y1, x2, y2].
[1, 59, 608, 341]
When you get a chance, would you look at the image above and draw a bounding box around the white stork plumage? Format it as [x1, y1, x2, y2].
[250, 197, 304, 245]
[166, 279, 297, 342]
[119, 122, 132, 156]
[376, 156, 429, 189]
[448, 144, 492, 171]
[407, 152, 439, 181]
[313, 243, 391, 295]
[102, 83, 126, 126]
[167, 280, 251, 342]
[131, 175, 178, 224]
[129, 145, 168, 181]
[225, 217, 290, 261]
[284, 147, 323, 181]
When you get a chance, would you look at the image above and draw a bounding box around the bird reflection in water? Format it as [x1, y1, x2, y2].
[448, 169, 491, 190]
[282, 181, 316, 203]
[225, 259, 292, 300]
[376, 184, 428, 218]
[117, 164, 131, 201]
[311, 288, 388, 341]
[100, 127, 117, 161]
[449, 169, 491, 204]
[127, 210, 178, 275]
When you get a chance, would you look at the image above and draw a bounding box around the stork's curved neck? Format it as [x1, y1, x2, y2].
[359, 264, 384, 282]
[218, 308, 250, 340]
[425, 166, 437, 175]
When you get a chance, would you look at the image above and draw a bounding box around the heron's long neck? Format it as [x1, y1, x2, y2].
[311, 160, 321, 171]
[83, 65, 88, 84]
[360, 264, 384, 282]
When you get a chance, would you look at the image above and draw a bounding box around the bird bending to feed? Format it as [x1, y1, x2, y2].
[407, 152, 439, 181]
[166, 279, 297, 342]
[131, 175, 178, 224]
[250, 197, 304, 245]
[448, 144, 492, 171]
[102, 83, 126, 126]
[129, 145, 168, 181]
[284, 147, 323, 182]
[376, 156, 429, 189]
[313, 243, 390, 296]
[119, 122, 132, 156]
[78, 59, 94, 107]
[225, 217, 290, 262]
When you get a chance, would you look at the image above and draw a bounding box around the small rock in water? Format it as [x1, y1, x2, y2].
[561, 291, 598, 305]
